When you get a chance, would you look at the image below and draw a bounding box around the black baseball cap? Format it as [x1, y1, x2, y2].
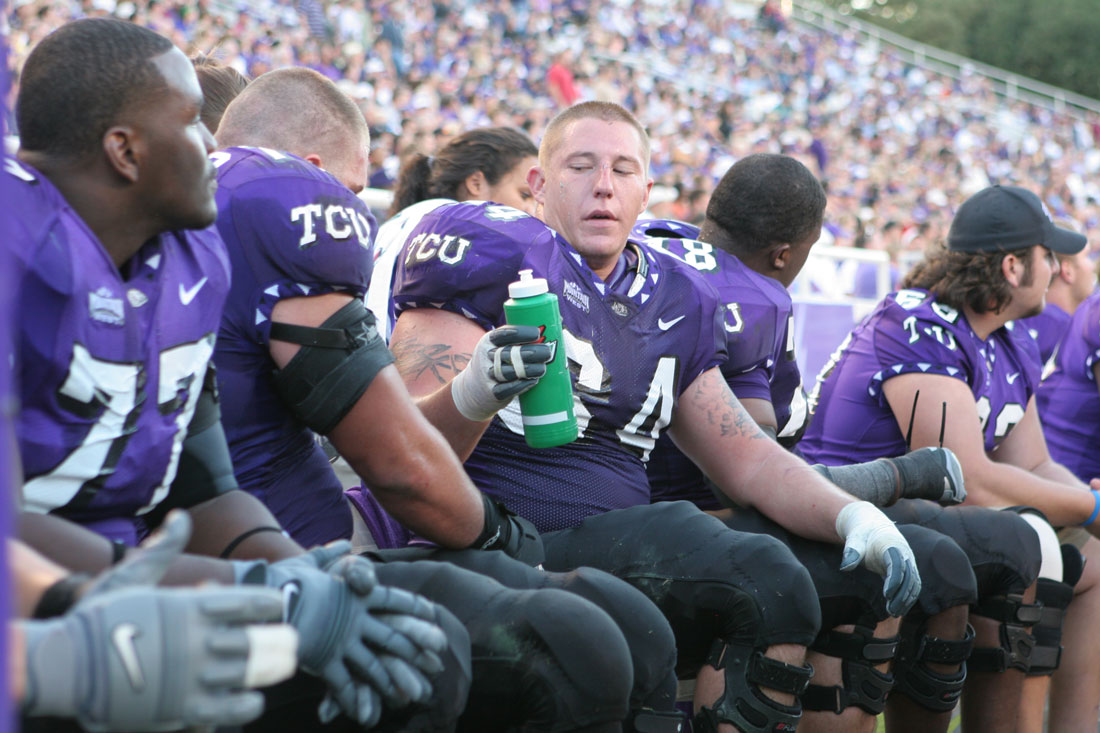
[947, 185, 1086, 254]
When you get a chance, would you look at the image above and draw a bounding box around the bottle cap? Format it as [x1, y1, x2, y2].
[508, 269, 549, 298]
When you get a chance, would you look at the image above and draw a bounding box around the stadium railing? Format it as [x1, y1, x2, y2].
[788, 0, 1100, 122]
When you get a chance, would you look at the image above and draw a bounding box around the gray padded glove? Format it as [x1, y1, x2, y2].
[22, 512, 296, 730]
[451, 325, 554, 421]
[237, 542, 448, 726]
[836, 501, 923, 617]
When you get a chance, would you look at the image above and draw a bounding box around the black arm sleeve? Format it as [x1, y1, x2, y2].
[145, 367, 239, 528]
[270, 298, 395, 434]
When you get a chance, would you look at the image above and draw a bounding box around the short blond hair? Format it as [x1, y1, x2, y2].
[216, 67, 368, 159]
[539, 101, 650, 170]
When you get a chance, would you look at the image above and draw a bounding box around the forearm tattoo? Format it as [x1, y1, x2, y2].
[689, 372, 768, 440]
[392, 339, 471, 385]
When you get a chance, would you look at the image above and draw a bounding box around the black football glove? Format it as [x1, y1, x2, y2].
[474, 494, 545, 567]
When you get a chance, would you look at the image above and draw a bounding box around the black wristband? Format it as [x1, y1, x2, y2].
[473, 494, 506, 550]
[110, 540, 128, 565]
[33, 573, 92, 619]
[219, 526, 286, 559]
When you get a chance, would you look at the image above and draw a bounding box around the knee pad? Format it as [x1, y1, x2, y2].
[1027, 558, 1079, 677]
[892, 620, 974, 712]
[553, 567, 679, 711]
[693, 641, 813, 733]
[968, 593, 1041, 673]
[889, 503, 1041, 599]
[463, 588, 633, 732]
[1013, 508, 1064, 581]
[801, 626, 897, 715]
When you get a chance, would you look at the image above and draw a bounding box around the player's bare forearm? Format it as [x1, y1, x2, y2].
[1032, 458, 1090, 490]
[963, 459, 1096, 528]
[737, 396, 780, 439]
[18, 512, 235, 586]
[11, 539, 68, 617]
[391, 337, 469, 393]
[329, 368, 485, 547]
[346, 450, 485, 548]
[358, 468, 484, 549]
[671, 368, 851, 543]
[391, 309, 494, 459]
[185, 491, 303, 561]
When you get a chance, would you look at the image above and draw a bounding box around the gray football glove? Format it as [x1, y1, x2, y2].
[896, 446, 967, 505]
[237, 542, 449, 726]
[22, 512, 296, 730]
[836, 501, 922, 617]
[451, 325, 554, 421]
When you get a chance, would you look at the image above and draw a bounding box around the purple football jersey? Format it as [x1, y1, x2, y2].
[392, 202, 727, 532]
[1019, 303, 1071, 366]
[9, 159, 230, 546]
[1037, 292, 1100, 482]
[801, 288, 1041, 466]
[212, 146, 377, 546]
[637, 223, 808, 506]
[368, 197, 454, 340]
[2, 53, 11, 724]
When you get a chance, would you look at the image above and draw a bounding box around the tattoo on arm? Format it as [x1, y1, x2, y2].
[391, 338, 471, 385]
[688, 373, 768, 440]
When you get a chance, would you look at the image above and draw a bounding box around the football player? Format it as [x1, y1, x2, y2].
[638, 154, 1045, 732]
[10, 20, 459, 730]
[210, 68, 675, 731]
[801, 184, 1100, 731]
[1038, 289, 1100, 484]
[1018, 231, 1095, 365]
[385, 101, 923, 733]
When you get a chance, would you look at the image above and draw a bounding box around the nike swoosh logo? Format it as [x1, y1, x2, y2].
[1007, 372, 1020, 384]
[281, 580, 301, 621]
[111, 623, 146, 691]
[179, 277, 209, 305]
[658, 315, 685, 331]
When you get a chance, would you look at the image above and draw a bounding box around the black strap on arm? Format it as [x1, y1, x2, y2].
[269, 322, 357, 349]
[270, 298, 395, 435]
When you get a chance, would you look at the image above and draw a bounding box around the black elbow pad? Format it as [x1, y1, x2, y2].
[271, 298, 395, 434]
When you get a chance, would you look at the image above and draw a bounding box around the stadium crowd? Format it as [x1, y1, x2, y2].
[7, 0, 1100, 261]
[7, 1, 1100, 733]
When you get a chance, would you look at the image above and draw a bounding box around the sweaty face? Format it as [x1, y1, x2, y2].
[483, 155, 537, 216]
[533, 118, 652, 279]
[141, 48, 218, 230]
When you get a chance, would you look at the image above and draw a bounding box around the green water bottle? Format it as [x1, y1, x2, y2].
[503, 269, 578, 448]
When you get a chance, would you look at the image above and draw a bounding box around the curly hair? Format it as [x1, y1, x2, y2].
[700, 153, 826, 257]
[900, 241, 1035, 315]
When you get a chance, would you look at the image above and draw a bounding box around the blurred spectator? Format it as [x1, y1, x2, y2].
[6, 0, 1100, 262]
[546, 47, 579, 108]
